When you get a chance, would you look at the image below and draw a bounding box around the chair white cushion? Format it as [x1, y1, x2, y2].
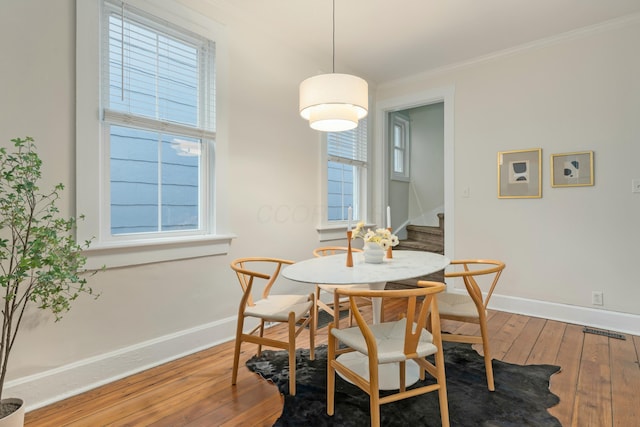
[437, 293, 480, 319]
[318, 283, 371, 304]
[318, 283, 370, 293]
[331, 318, 437, 364]
[245, 294, 312, 322]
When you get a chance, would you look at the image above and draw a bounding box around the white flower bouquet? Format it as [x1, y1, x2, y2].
[351, 222, 399, 250]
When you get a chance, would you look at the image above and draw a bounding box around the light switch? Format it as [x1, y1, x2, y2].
[633, 179, 640, 193]
[462, 186, 470, 198]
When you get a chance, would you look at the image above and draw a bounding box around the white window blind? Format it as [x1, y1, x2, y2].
[327, 119, 367, 166]
[102, 0, 215, 138]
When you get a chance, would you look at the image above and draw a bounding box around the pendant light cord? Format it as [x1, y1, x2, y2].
[121, 1, 125, 101]
[332, 0, 335, 73]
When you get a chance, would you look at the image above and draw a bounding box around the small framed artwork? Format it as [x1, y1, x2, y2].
[551, 151, 594, 187]
[497, 148, 542, 198]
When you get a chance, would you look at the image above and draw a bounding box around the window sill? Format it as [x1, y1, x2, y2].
[316, 223, 377, 242]
[391, 175, 410, 183]
[82, 234, 236, 269]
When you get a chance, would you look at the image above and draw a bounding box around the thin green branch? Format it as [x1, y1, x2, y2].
[0, 137, 99, 402]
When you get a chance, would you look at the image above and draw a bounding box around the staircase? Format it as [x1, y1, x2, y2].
[387, 213, 445, 289]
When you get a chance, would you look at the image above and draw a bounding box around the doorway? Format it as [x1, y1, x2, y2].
[388, 103, 444, 240]
[375, 86, 454, 258]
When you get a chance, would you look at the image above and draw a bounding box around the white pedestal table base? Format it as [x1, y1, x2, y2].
[335, 352, 421, 390]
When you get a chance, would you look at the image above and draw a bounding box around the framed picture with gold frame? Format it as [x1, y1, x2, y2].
[497, 148, 542, 198]
[551, 151, 594, 188]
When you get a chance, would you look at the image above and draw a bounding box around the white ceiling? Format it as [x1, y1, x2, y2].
[211, 0, 640, 84]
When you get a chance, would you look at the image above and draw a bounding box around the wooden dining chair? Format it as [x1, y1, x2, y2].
[327, 281, 449, 427]
[312, 246, 375, 334]
[230, 257, 315, 396]
[439, 259, 506, 391]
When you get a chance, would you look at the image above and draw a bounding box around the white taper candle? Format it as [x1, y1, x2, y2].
[386, 205, 391, 228]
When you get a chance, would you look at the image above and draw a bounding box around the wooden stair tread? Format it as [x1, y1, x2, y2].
[406, 225, 444, 235]
[396, 240, 444, 254]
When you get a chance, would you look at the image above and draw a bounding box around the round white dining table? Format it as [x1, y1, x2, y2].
[283, 249, 450, 389]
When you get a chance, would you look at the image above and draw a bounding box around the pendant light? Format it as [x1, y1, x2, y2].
[299, 0, 368, 132]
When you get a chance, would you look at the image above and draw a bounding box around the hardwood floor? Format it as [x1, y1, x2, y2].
[25, 301, 640, 426]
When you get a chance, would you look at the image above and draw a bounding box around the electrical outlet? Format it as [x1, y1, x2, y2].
[592, 291, 603, 306]
[633, 179, 640, 193]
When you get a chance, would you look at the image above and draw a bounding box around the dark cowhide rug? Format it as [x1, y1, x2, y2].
[246, 342, 561, 426]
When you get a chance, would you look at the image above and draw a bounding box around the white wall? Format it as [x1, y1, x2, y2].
[378, 17, 640, 320]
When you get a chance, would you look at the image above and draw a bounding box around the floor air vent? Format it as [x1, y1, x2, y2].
[583, 327, 626, 340]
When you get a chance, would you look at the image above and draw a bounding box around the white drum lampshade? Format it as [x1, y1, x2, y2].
[299, 73, 368, 132]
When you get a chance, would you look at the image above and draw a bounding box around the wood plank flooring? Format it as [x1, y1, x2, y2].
[24, 301, 640, 426]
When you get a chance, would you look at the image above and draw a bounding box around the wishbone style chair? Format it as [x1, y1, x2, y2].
[312, 246, 376, 333]
[327, 281, 449, 427]
[230, 257, 315, 396]
[439, 259, 506, 391]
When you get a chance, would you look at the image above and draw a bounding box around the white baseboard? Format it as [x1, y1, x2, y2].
[8, 295, 638, 412]
[488, 293, 640, 336]
[6, 315, 239, 413]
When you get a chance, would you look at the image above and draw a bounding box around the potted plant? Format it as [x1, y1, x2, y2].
[0, 137, 98, 425]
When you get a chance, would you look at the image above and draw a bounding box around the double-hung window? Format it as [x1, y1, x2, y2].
[76, 0, 229, 268]
[103, 0, 214, 236]
[391, 113, 410, 181]
[326, 118, 368, 225]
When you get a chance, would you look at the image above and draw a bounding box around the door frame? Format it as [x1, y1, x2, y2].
[374, 86, 455, 259]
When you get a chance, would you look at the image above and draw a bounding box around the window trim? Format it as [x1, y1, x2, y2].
[76, 0, 233, 269]
[317, 117, 370, 242]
